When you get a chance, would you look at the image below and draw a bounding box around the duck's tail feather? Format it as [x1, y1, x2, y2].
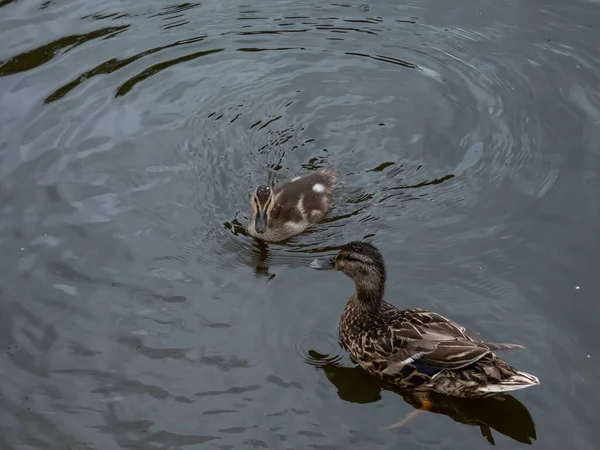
[483, 342, 525, 351]
[476, 370, 540, 393]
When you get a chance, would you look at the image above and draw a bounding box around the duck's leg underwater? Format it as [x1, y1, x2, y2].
[383, 400, 433, 429]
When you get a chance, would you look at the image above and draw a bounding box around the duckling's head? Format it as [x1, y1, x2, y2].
[251, 185, 273, 234]
[310, 241, 386, 303]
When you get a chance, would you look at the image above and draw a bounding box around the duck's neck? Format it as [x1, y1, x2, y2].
[354, 277, 385, 310]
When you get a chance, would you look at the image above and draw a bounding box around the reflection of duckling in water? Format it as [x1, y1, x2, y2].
[247, 168, 340, 242]
[310, 241, 539, 427]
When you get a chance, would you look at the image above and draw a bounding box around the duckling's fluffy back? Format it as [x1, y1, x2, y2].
[285, 168, 340, 195]
[269, 168, 340, 223]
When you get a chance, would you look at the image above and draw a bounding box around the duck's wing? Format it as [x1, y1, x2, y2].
[392, 308, 482, 342]
[382, 308, 524, 374]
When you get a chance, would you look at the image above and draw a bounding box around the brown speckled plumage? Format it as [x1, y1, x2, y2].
[247, 168, 340, 242]
[310, 241, 540, 398]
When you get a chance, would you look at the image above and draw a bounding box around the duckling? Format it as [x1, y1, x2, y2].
[309, 241, 539, 400]
[247, 168, 340, 242]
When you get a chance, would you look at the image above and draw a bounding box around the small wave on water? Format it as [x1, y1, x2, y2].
[295, 331, 348, 368]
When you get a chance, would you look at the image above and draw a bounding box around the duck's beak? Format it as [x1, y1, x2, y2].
[254, 210, 267, 234]
[309, 257, 335, 270]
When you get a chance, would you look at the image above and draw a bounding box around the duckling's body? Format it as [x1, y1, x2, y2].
[310, 242, 539, 399]
[247, 169, 340, 242]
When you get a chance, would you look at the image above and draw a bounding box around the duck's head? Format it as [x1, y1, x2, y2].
[310, 241, 386, 303]
[251, 185, 273, 234]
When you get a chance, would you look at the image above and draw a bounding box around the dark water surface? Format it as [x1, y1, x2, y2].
[1, 0, 599, 448]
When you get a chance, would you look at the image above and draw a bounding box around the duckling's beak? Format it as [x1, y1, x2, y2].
[254, 211, 267, 234]
[309, 257, 335, 270]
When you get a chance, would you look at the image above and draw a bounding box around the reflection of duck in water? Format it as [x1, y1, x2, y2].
[247, 169, 340, 242]
[309, 350, 536, 445]
[309, 242, 539, 426]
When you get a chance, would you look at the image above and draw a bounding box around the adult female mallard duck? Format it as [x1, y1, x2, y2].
[309, 241, 539, 401]
[247, 168, 340, 242]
